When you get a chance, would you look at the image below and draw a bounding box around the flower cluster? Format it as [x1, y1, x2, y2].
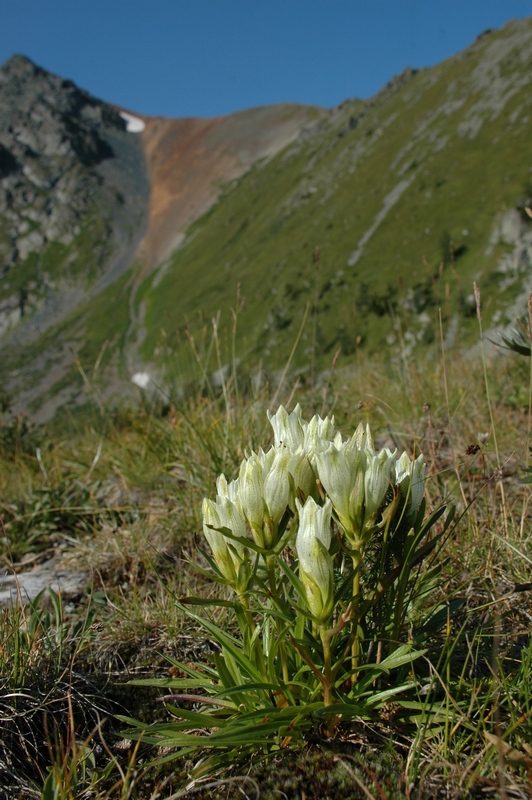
[202, 405, 426, 625]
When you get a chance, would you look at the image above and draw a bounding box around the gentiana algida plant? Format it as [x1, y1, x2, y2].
[124, 406, 454, 775]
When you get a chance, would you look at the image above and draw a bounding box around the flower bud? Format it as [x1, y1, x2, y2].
[295, 498, 334, 624]
[202, 497, 247, 585]
[394, 452, 426, 519]
[364, 448, 395, 522]
[263, 448, 291, 546]
[315, 441, 366, 540]
[237, 452, 266, 545]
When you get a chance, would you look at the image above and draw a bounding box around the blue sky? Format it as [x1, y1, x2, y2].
[1, 1, 532, 118]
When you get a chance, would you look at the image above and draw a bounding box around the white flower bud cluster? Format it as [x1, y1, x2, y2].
[202, 404, 426, 622]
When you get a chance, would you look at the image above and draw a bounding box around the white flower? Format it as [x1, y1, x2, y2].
[268, 404, 338, 464]
[295, 497, 334, 623]
[288, 449, 316, 501]
[410, 455, 426, 514]
[263, 447, 292, 537]
[316, 428, 398, 542]
[394, 451, 426, 518]
[352, 421, 374, 452]
[237, 447, 292, 548]
[267, 405, 341, 502]
[268, 404, 306, 451]
[216, 473, 239, 503]
[315, 440, 366, 539]
[238, 452, 267, 543]
[304, 413, 338, 465]
[202, 497, 246, 585]
[364, 448, 395, 520]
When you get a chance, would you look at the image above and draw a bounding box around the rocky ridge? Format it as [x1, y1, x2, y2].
[0, 56, 320, 420]
[0, 54, 150, 339]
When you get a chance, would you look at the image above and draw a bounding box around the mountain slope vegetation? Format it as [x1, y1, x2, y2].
[1, 19, 532, 419]
[136, 18, 532, 379]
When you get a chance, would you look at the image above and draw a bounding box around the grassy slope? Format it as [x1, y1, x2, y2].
[133, 20, 532, 382]
[2, 21, 531, 416]
[1, 272, 132, 417]
[1, 344, 531, 798]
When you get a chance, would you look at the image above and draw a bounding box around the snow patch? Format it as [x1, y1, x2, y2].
[119, 111, 145, 133]
[131, 372, 151, 389]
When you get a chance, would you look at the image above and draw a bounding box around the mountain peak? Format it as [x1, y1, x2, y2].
[0, 53, 46, 83]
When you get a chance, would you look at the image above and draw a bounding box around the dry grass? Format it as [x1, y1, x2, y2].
[0, 342, 531, 798]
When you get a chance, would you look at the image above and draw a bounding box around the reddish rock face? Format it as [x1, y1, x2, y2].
[132, 104, 320, 267]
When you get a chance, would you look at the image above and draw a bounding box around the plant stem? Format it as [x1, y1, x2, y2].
[236, 591, 256, 636]
[266, 555, 289, 684]
[320, 626, 333, 706]
[473, 283, 508, 536]
[351, 553, 361, 685]
[390, 571, 407, 652]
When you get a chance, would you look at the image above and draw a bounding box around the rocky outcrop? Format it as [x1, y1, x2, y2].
[0, 55, 318, 350]
[487, 208, 532, 326]
[0, 54, 320, 419]
[0, 54, 150, 338]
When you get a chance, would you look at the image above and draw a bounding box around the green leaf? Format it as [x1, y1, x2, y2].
[213, 651, 238, 690]
[206, 523, 267, 555]
[117, 714, 152, 729]
[498, 331, 531, 357]
[143, 731, 213, 746]
[222, 647, 245, 686]
[213, 681, 282, 698]
[334, 565, 356, 603]
[165, 705, 229, 727]
[334, 662, 391, 686]
[159, 654, 217, 680]
[128, 677, 212, 689]
[275, 556, 308, 601]
[175, 602, 265, 683]
[250, 589, 295, 624]
[189, 545, 232, 583]
[47, 587, 62, 623]
[364, 682, 417, 706]
[42, 769, 59, 800]
[378, 645, 426, 670]
[179, 596, 236, 608]
[272, 514, 296, 554]
[414, 598, 465, 639]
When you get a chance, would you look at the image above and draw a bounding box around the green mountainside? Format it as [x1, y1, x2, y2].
[136, 18, 532, 377]
[2, 18, 532, 419]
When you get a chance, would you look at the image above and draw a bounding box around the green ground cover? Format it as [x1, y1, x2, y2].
[1, 328, 531, 798]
